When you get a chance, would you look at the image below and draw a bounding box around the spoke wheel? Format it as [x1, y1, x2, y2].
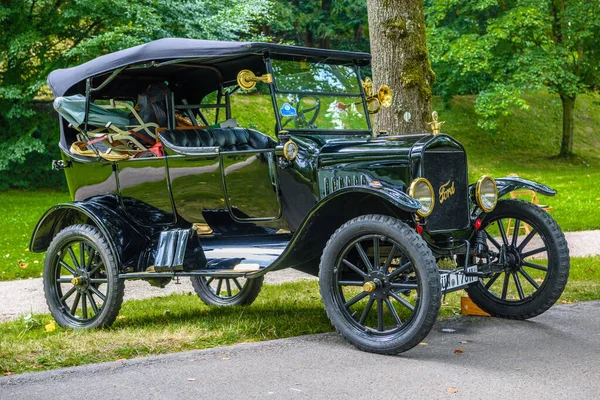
[320, 215, 441, 354]
[466, 199, 570, 319]
[190, 275, 263, 306]
[43, 224, 124, 328]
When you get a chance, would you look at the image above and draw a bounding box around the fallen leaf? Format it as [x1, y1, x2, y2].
[447, 387, 458, 393]
[222, 357, 230, 360]
[187, 378, 196, 382]
[115, 358, 126, 361]
[18, 260, 28, 269]
[454, 348, 464, 354]
[535, 278, 543, 283]
[419, 342, 428, 346]
[3, 372, 13, 376]
[24, 248, 29, 252]
[560, 299, 575, 304]
[117, 315, 126, 320]
[34, 260, 39, 264]
[45, 321, 56, 332]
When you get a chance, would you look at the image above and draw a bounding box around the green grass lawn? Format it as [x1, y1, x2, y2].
[0, 190, 70, 281]
[1, 255, 598, 375]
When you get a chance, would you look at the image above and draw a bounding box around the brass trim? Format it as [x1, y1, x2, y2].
[475, 175, 498, 212]
[282, 139, 299, 161]
[409, 178, 435, 217]
[426, 111, 446, 135]
[71, 277, 83, 286]
[363, 281, 376, 292]
[378, 85, 392, 108]
[362, 77, 392, 115]
[237, 69, 273, 91]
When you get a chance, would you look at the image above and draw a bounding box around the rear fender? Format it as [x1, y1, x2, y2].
[267, 186, 420, 276]
[30, 195, 147, 270]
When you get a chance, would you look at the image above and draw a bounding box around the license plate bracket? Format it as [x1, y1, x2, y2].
[440, 266, 478, 293]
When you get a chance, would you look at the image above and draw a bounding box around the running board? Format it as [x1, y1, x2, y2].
[118, 266, 266, 280]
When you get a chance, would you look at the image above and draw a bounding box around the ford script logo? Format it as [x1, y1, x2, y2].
[439, 180, 455, 204]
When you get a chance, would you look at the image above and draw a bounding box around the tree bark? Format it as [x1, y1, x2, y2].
[366, 0, 435, 134]
[559, 94, 575, 157]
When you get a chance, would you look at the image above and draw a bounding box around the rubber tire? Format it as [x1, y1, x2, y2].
[465, 199, 570, 319]
[319, 215, 441, 355]
[190, 276, 264, 306]
[44, 224, 124, 329]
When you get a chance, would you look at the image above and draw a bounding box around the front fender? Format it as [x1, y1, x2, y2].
[262, 185, 420, 276]
[30, 195, 148, 269]
[494, 176, 557, 198]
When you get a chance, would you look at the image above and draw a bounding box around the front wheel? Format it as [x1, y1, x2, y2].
[319, 215, 441, 355]
[465, 199, 570, 319]
[43, 224, 124, 329]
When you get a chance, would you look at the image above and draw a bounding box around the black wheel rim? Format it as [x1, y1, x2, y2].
[201, 276, 248, 300]
[333, 235, 421, 336]
[51, 238, 108, 325]
[478, 214, 551, 304]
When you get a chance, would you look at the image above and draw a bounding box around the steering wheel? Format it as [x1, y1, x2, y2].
[281, 95, 321, 129]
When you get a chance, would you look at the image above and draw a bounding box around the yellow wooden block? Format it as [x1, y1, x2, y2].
[461, 296, 491, 317]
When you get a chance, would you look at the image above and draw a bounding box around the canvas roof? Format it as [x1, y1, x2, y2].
[47, 38, 372, 99]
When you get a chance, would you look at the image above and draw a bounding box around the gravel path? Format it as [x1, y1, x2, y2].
[1, 230, 599, 322]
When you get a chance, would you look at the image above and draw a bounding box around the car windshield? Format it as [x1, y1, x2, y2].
[271, 60, 369, 131]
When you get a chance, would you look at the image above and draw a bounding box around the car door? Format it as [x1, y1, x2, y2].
[220, 148, 281, 221]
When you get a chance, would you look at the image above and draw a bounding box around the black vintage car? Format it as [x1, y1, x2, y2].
[31, 39, 569, 354]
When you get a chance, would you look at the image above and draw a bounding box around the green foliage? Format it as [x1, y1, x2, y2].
[268, 0, 369, 52]
[426, 0, 600, 149]
[0, 0, 271, 188]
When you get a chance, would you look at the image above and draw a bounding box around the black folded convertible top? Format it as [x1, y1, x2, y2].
[48, 38, 371, 98]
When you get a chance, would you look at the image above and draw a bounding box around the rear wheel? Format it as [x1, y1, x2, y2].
[466, 199, 570, 319]
[319, 215, 441, 354]
[190, 275, 263, 306]
[43, 224, 124, 329]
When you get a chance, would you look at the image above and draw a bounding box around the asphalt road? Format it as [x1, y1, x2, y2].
[2, 301, 599, 399]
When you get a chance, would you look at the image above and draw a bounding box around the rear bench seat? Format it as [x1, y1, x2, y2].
[158, 127, 276, 154]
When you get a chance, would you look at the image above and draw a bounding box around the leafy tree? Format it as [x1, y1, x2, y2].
[0, 0, 270, 181]
[267, 0, 369, 52]
[427, 0, 600, 157]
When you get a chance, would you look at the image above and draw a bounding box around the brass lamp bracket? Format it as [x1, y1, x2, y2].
[237, 70, 273, 90]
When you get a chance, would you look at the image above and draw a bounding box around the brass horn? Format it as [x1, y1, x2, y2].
[378, 85, 393, 108]
[237, 69, 273, 91]
[362, 78, 393, 114]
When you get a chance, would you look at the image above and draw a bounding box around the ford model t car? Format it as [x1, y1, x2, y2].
[31, 39, 569, 354]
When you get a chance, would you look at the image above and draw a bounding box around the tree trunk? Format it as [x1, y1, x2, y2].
[366, 0, 435, 134]
[559, 94, 575, 157]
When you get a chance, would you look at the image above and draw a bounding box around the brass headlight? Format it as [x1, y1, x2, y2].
[409, 178, 435, 217]
[476, 175, 498, 212]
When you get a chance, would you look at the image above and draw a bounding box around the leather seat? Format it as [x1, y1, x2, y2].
[159, 127, 276, 151]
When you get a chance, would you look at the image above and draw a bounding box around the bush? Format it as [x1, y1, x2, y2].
[0, 102, 66, 190]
